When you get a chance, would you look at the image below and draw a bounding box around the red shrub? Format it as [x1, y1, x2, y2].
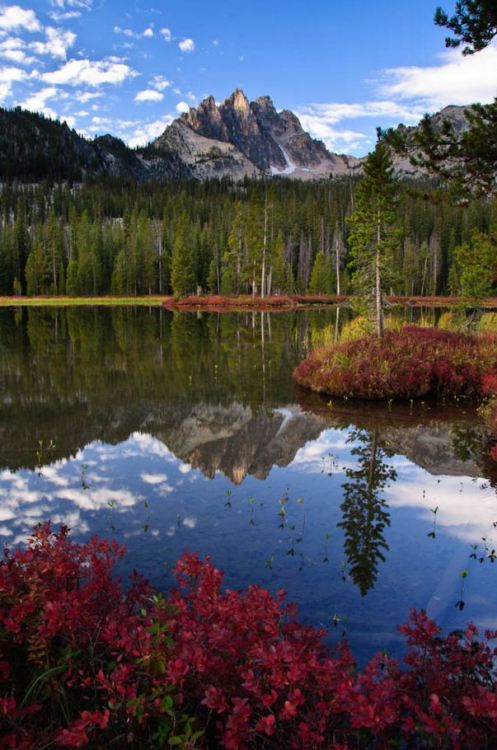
[2, 525, 497, 749]
[0, 524, 194, 749]
[294, 326, 497, 401]
[164, 295, 298, 311]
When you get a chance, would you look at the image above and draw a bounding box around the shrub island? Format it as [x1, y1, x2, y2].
[293, 326, 497, 401]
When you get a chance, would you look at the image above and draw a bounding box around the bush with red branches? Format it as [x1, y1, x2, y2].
[293, 326, 497, 401]
[2, 525, 497, 748]
[0, 524, 200, 749]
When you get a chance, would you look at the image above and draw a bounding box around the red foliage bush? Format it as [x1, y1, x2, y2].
[163, 294, 347, 312]
[3, 525, 497, 749]
[294, 326, 497, 401]
[0, 524, 196, 749]
[164, 295, 298, 311]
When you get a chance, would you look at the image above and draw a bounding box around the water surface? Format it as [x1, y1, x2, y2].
[1, 306, 496, 663]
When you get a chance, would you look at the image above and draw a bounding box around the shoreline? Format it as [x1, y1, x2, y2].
[1, 294, 497, 310]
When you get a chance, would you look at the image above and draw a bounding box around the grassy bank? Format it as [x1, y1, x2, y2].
[0, 295, 170, 307]
[3, 294, 497, 310]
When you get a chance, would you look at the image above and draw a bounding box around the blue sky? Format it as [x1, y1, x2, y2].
[0, 0, 496, 155]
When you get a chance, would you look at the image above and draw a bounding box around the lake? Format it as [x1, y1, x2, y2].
[1, 306, 496, 664]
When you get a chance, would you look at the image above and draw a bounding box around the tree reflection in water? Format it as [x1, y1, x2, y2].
[339, 427, 397, 596]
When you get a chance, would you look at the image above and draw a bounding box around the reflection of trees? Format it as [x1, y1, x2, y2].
[339, 428, 397, 596]
[0, 306, 339, 470]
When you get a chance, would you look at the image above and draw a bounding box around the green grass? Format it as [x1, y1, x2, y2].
[0, 296, 171, 307]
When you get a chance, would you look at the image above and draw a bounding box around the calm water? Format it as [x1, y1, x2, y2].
[1, 306, 497, 663]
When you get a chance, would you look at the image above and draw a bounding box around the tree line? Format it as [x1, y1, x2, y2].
[0, 176, 495, 298]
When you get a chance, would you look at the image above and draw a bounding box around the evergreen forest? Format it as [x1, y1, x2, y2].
[0, 176, 495, 299]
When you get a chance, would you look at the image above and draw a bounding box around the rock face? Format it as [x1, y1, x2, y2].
[151, 117, 260, 181]
[387, 105, 471, 177]
[153, 89, 360, 180]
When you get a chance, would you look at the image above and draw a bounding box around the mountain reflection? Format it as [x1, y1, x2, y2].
[1, 306, 496, 610]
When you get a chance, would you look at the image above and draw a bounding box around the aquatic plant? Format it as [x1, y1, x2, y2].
[3, 524, 497, 749]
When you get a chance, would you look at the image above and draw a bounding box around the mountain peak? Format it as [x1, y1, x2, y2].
[151, 89, 361, 180]
[199, 94, 217, 109]
[226, 88, 250, 111]
[254, 95, 276, 110]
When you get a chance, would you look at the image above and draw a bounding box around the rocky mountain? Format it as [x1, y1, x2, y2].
[0, 96, 472, 183]
[386, 104, 471, 177]
[152, 89, 360, 180]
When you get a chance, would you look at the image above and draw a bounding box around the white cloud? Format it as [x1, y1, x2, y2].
[41, 58, 137, 86]
[178, 38, 194, 53]
[378, 43, 497, 109]
[160, 27, 171, 42]
[30, 27, 76, 60]
[150, 74, 171, 90]
[113, 26, 133, 38]
[0, 5, 40, 33]
[74, 89, 102, 102]
[89, 115, 139, 132]
[0, 36, 35, 64]
[175, 100, 189, 113]
[114, 25, 154, 40]
[0, 63, 27, 82]
[51, 0, 92, 9]
[126, 114, 174, 147]
[297, 113, 370, 153]
[296, 100, 428, 153]
[298, 101, 427, 127]
[0, 80, 10, 101]
[140, 473, 168, 484]
[385, 476, 496, 545]
[21, 85, 59, 112]
[134, 88, 163, 102]
[48, 10, 81, 21]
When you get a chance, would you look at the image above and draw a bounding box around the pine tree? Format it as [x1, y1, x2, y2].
[25, 231, 53, 295]
[171, 212, 195, 296]
[309, 251, 333, 294]
[435, 0, 497, 54]
[13, 198, 30, 293]
[45, 210, 64, 294]
[271, 231, 286, 293]
[347, 138, 400, 337]
[225, 202, 247, 294]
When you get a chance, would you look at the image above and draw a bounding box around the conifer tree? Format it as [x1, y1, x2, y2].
[309, 251, 333, 294]
[171, 212, 195, 296]
[347, 138, 400, 337]
[13, 197, 30, 293]
[25, 235, 52, 295]
[225, 202, 247, 294]
[271, 230, 287, 293]
[435, 0, 497, 54]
